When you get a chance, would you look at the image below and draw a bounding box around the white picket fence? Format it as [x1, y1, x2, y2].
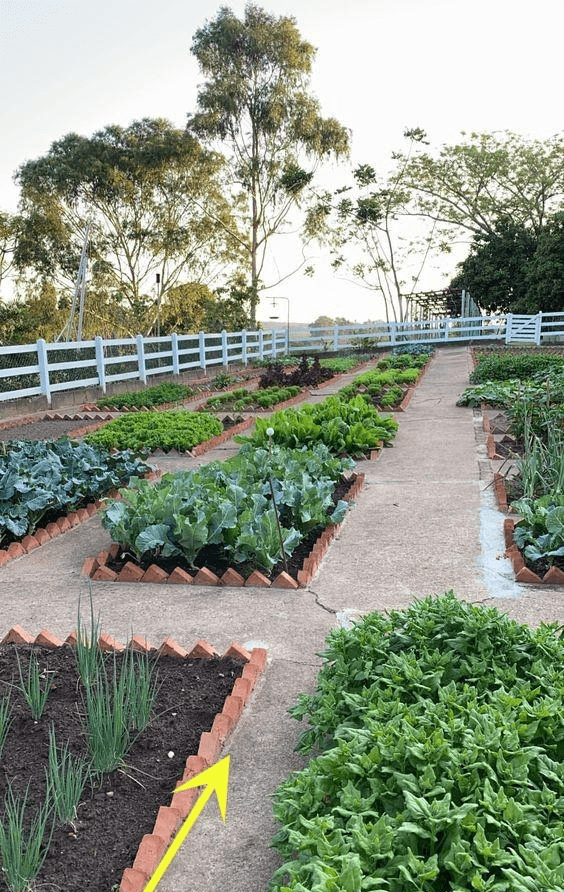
[0, 311, 563, 406]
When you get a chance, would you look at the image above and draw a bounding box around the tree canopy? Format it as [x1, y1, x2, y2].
[189, 3, 350, 324]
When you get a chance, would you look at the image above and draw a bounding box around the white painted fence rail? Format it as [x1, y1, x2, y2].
[0, 312, 563, 406]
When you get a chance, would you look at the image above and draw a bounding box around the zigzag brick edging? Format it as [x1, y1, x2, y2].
[501, 504, 564, 586]
[0, 625, 267, 892]
[0, 411, 114, 434]
[83, 472, 366, 589]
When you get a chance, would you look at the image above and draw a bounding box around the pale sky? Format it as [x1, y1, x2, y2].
[1, 0, 563, 322]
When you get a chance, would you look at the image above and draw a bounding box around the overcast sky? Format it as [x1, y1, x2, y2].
[1, 0, 563, 322]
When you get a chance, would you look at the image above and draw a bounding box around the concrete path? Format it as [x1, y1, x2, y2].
[1, 345, 563, 892]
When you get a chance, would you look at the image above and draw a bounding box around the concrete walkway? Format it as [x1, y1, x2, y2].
[1, 345, 563, 892]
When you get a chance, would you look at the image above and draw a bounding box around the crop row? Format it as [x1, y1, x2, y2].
[268, 592, 564, 891]
[457, 349, 564, 576]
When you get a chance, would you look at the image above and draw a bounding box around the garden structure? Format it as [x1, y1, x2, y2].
[0, 346, 562, 891]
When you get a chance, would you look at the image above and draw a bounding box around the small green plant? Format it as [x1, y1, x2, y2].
[74, 590, 104, 687]
[15, 651, 54, 720]
[117, 647, 159, 734]
[0, 694, 12, 758]
[96, 381, 193, 410]
[45, 725, 93, 828]
[0, 782, 53, 892]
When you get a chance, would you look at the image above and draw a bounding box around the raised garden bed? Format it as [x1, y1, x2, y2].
[83, 472, 366, 589]
[0, 625, 266, 892]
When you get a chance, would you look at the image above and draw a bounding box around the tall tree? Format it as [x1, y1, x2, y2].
[524, 212, 564, 313]
[189, 4, 350, 325]
[15, 119, 246, 336]
[0, 211, 19, 293]
[402, 130, 564, 240]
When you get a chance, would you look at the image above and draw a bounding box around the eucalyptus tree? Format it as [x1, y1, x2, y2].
[15, 118, 246, 335]
[188, 4, 350, 324]
[0, 211, 19, 292]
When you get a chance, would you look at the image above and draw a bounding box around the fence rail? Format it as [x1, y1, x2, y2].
[0, 312, 563, 406]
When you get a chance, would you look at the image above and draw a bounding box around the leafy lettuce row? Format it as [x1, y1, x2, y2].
[237, 395, 398, 457]
[84, 410, 222, 452]
[269, 593, 564, 892]
[102, 442, 354, 571]
[0, 440, 148, 548]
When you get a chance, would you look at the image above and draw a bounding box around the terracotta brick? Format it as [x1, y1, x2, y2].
[34, 629, 63, 648]
[211, 712, 233, 742]
[117, 562, 145, 582]
[74, 508, 88, 523]
[33, 529, 51, 546]
[242, 661, 262, 689]
[132, 833, 167, 877]
[297, 569, 310, 587]
[128, 635, 154, 653]
[222, 694, 244, 725]
[108, 542, 121, 559]
[153, 805, 183, 842]
[85, 502, 98, 517]
[141, 564, 169, 584]
[516, 566, 543, 584]
[222, 642, 250, 662]
[45, 522, 61, 538]
[232, 676, 252, 704]
[7, 542, 26, 559]
[1, 625, 34, 645]
[99, 632, 125, 652]
[272, 571, 299, 589]
[198, 730, 221, 765]
[244, 570, 271, 587]
[0, 551, 11, 568]
[250, 647, 268, 671]
[56, 516, 72, 533]
[170, 782, 198, 818]
[81, 556, 98, 577]
[183, 754, 207, 780]
[158, 637, 188, 658]
[503, 518, 514, 550]
[96, 550, 109, 567]
[542, 565, 564, 584]
[166, 567, 194, 585]
[65, 631, 78, 647]
[119, 867, 148, 892]
[66, 512, 80, 527]
[220, 567, 246, 587]
[187, 640, 216, 659]
[194, 566, 220, 586]
[506, 546, 525, 573]
[92, 565, 118, 581]
[21, 535, 40, 553]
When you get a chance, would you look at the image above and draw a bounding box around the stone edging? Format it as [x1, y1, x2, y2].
[0, 624, 267, 892]
[82, 472, 366, 589]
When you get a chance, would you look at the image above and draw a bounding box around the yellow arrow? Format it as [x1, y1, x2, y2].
[142, 755, 230, 892]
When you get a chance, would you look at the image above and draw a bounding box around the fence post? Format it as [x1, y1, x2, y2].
[136, 334, 147, 384]
[389, 321, 397, 346]
[241, 330, 248, 366]
[535, 312, 542, 345]
[221, 330, 228, 368]
[505, 313, 513, 344]
[271, 330, 277, 359]
[95, 336, 106, 393]
[199, 331, 206, 372]
[36, 338, 51, 406]
[333, 325, 339, 351]
[444, 317, 450, 340]
[258, 330, 264, 361]
[171, 333, 180, 375]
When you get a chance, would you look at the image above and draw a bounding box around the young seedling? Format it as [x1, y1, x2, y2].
[0, 782, 53, 892]
[45, 725, 93, 829]
[0, 693, 13, 758]
[14, 650, 54, 720]
[74, 588, 104, 687]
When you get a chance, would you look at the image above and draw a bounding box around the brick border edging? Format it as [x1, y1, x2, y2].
[0, 411, 114, 434]
[0, 625, 267, 892]
[82, 472, 367, 590]
[394, 356, 434, 412]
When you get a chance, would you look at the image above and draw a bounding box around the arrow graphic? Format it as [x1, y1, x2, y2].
[142, 755, 230, 892]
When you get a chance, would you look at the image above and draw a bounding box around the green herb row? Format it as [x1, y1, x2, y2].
[85, 410, 222, 453]
[0, 440, 148, 549]
[102, 442, 353, 572]
[269, 592, 564, 892]
[204, 385, 301, 411]
[238, 395, 398, 457]
[96, 381, 194, 410]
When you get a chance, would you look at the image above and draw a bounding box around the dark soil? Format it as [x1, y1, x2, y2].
[0, 419, 93, 442]
[106, 474, 359, 582]
[0, 644, 244, 891]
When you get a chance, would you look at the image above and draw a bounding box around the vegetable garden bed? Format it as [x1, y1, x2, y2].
[0, 625, 265, 892]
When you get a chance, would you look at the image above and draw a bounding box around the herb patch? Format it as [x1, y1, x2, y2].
[0, 642, 244, 892]
[269, 592, 564, 892]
